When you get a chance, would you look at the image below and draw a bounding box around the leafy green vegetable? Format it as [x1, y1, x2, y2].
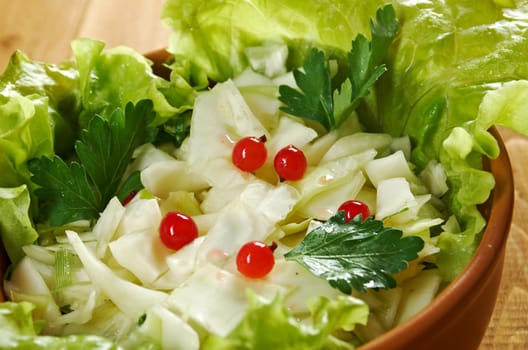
[370, 0, 528, 279]
[347, 4, 397, 111]
[161, 0, 389, 86]
[278, 48, 333, 130]
[0, 50, 79, 160]
[71, 38, 193, 128]
[284, 212, 424, 294]
[28, 100, 157, 226]
[278, 5, 398, 131]
[471, 80, 528, 156]
[154, 110, 192, 148]
[202, 291, 368, 350]
[0, 301, 163, 350]
[115, 171, 144, 203]
[0, 39, 194, 191]
[0, 302, 122, 349]
[0, 87, 57, 189]
[28, 155, 101, 225]
[434, 80, 528, 278]
[53, 248, 76, 291]
[0, 185, 39, 264]
[75, 101, 157, 203]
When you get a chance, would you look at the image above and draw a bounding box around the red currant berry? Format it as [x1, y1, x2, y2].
[232, 136, 268, 172]
[121, 190, 138, 206]
[338, 200, 371, 222]
[236, 241, 275, 279]
[273, 144, 307, 181]
[159, 212, 198, 250]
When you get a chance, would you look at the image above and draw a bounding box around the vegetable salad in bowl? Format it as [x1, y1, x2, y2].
[1, 0, 527, 349]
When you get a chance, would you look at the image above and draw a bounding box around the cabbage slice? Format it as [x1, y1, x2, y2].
[65, 230, 168, 319]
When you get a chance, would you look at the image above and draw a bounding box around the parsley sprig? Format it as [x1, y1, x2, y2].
[279, 4, 398, 131]
[28, 100, 157, 226]
[284, 212, 424, 294]
[278, 49, 334, 130]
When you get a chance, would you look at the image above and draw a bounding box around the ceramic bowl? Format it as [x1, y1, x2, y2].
[0, 49, 514, 350]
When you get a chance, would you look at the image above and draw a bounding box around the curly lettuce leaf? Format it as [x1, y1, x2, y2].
[0, 94, 54, 188]
[371, 0, 528, 279]
[0, 52, 79, 187]
[0, 301, 163, 350]
[435, 79, 528, 277]
[202, 292, 368, 350]
[161, 0, 388, 86]
[71, 38, 194, 127]
[0, 302, 121, 349]
[0, 40, 194, 190]
[0, 185, 38, 264]
[471, 80, 528, 155]
[0, 51, 80, 156]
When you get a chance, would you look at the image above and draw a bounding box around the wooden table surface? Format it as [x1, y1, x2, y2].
[1, 1, 527, 348]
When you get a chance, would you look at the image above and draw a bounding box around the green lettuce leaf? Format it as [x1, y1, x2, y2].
[374, 0, 528, 145]
[0, 39, 194, 190]
[71, 38, 193, 127]
[471, 80, 528, 153]
[161, 0, 388, 86]
[0, 302, 122, 349]
[0, 301, 163, 350]
[0, 185, 38, 264]
[202, 292, 368, 350]
[432, 80, 528, 277]
[0, 93, 54, 188]
[370, 0, 528, 279]
[0, 52, 78, 187]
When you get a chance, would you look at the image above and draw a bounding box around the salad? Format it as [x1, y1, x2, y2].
[1, 0, 528, 349]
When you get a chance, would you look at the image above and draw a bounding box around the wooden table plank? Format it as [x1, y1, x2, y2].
[0, 0, 90, 70]
[481, 127, 528, 349]
[78, 0, 169, 54]
[0, 0, 168, 70]
[1, 1, 527, 349]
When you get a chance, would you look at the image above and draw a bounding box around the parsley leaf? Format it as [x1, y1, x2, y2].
[332, 79, 353, 127]
[348, 4, 398, 110]
[278, 49, 334, 131]
[75, 100, 157, 203]
[116, 171, 143, 203]
[369, 4, 400, 69]
[27, 156, 101, 225]
[278, 4, 398, 131]
[284, 212, 424, 294]
[155, 110, 192, 148]
[28, 100, 157, 226]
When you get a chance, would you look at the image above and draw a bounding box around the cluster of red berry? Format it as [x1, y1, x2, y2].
[232, 136, 307, 181]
